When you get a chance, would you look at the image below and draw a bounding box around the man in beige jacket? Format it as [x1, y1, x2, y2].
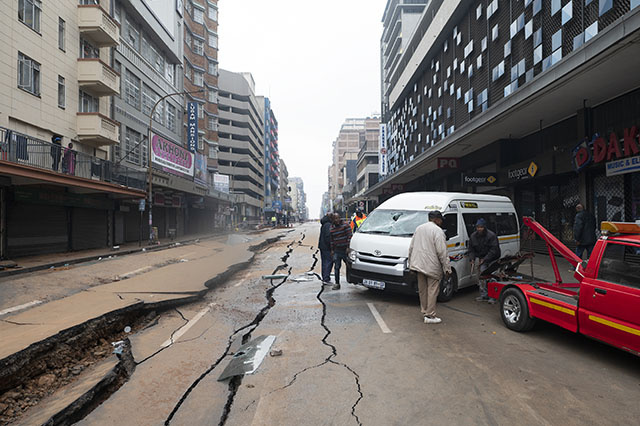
[408, 210, 452, 324]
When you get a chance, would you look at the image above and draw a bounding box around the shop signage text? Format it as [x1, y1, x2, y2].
[438, 158, 460, 169]
[214, 173, 230, 194]
[379, 124, 388, 176]
[507, 162, 538, 181]
[187, 102, 198, 153]
[573, 126, 639, 171]
[606, 154, 640, 177]
[194, 152, 208, 187]
[151, 133, 194, 179]
[462, 173, 498, 186]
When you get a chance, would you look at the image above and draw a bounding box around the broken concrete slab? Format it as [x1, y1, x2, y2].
[218, 335, 276, 381]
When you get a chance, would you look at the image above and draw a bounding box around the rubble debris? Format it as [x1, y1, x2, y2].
[269, 349, 283, 357]
[111, 341, 126, 355]
[218, 335, 276, 381]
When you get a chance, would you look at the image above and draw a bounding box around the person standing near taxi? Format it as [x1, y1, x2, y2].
[330, 213, 352, 291]
[350, 208, 367, 233]
[408, 211, 452, 324]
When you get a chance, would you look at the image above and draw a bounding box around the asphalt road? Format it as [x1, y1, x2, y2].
[80, 223, 640, 426]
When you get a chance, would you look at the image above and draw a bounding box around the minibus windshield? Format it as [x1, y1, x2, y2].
[357, 210, 429, 237]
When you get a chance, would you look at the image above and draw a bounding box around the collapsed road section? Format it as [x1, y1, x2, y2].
[0, 232, 286, 425]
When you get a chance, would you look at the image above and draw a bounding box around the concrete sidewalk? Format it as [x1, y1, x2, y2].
[0, 228, 289, 383]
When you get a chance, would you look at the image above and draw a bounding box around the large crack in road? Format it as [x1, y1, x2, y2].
[164, 233, 305, 426]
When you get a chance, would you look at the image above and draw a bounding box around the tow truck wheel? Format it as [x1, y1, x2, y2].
[437, 270, 458, 302]
[500, 288, 536, 332]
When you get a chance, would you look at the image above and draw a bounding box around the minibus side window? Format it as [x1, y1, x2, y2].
[496, 212, 518, 236]
[463, 213, 498, 236]
[443, 214, 458, 240]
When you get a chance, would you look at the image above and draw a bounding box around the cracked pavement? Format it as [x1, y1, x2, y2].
[75, 222, 640, 426]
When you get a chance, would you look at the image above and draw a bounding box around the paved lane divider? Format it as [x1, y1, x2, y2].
[160, 303, 216, 348]
[0, 300, 43, 317]
[367, 302, 392, 334]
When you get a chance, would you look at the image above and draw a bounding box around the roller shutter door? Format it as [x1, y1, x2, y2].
[71, 208, 108, 251]
[7, 204, 68, 257]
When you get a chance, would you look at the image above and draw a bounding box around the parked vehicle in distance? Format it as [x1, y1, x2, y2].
[489, 218, 640, 356]
[346, 192, 520, 301]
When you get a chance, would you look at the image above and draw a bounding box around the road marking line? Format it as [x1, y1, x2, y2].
[0, 300, 43, 316]
[367, 303, 392, 334]
[234, 272, 252, 287]
[161, 303, 215, 348]
[121, 266, 152, 278]
[178, 252, 196, 259]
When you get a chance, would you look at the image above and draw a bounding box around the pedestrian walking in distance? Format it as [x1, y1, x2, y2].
[408, 210, 451, 324]
[468, 218, 501, 303]
[318, 213, 334, 285]
[573, 203, 597, 259]
[330, 213, 352, 291]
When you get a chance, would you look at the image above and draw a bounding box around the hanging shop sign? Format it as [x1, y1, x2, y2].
[187, 102, 198, 153]
[507, 161, 538, 182]
[151, 133, 194, 179]
[572, 126, 639, 171]
[437, 158, 460, 169]
[213, 173, 230, 194]
[379, 123, 388, 176]
[194, 152, 208, 187]
[462, 173, 499, 186]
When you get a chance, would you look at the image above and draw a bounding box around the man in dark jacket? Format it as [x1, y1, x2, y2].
[468, 218, 501, 302]
[574, 203, 597, 259]
[318, 213, 334, 285]
[330, 213, 352, 291]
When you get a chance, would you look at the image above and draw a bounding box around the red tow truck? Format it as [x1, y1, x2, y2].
[488, 217, 640, 356]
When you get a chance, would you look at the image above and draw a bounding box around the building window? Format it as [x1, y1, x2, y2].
[208, 89, 217, 103]
[198, 134, 204, 150]
[193, 38, 204, 55]
[198, 103, 204, 119]
[58, 18, 65, 51]
[80, 37, 99, 58]
[185, 64, 192, 81]
[208, 32, 218, 49]
[208, 116, 218, 131]
[79, 90, 99, 113]
[193, 7, 204, 24]
[124, 127, 146, 166]
[167, 103, 176, 132]
[114, 0, 121, 23]
[124, 70, 141, 109]
[165, 63, 175, 85]
[17, 52, 40, 96]
[193, 70, 204, 86]
[142, 84, 159, 117]
[208, 4, 218, 21]
[208, 60, 218, 76]
[208, 147, 217, 159]
[58, 76, 65, 108]
[126, 17, 140, 51]
[18, 0, 41, 33]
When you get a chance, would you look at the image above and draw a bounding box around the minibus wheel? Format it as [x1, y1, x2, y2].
[437, 270, 457, 302]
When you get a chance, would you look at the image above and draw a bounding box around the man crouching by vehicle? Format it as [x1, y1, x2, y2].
[469, 218, 501, 303]
[408, 211, 452, 324]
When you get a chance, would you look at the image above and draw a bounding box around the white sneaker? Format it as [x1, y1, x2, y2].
[424, 316, 442, 324]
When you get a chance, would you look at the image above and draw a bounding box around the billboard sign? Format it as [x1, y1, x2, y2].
[194, 152, 208, 186]
[214, 173, 230, 193]
[187, 102, 198, 153]
[437, 158, 460, 169]
[379, 123, 388, 176]
[151, 133, 194, 179]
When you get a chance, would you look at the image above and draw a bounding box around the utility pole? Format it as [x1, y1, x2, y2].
[148, 89, 204, 244]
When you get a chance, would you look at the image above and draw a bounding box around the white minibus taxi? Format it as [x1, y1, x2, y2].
[346, 192, 519, 301]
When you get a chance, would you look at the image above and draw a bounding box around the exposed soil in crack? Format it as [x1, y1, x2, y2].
[164, 234, 304, 426]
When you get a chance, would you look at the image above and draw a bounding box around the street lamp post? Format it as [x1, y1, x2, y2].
[147, 89, 204, 244]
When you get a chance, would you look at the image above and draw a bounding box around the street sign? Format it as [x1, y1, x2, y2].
[187, 102, 198, 153]
[138, 199, 146, 211]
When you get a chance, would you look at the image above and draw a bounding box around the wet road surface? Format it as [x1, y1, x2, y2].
[80, 223, 640, 425]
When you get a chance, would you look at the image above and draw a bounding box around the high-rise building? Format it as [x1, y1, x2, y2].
[289, 177, 308, 221]
[259, 97, 280, 218]
[368, 0, 640, 248]
[0, 0, 149, 257]
[356, 117, 381, 196]
[278, 158, 290, 217]
[381, 0, 427, 122]
[218, 70, 265, 222]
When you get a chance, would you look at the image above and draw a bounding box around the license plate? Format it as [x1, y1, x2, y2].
[363, 279, 385, 290]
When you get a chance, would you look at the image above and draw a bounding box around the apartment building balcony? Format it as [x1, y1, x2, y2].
[78, 59, 120, 96]
[78, 4, 120, 47]
[76, 113, 119, 146]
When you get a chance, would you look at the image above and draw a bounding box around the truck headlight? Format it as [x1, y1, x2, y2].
[348, 249, 357, 262]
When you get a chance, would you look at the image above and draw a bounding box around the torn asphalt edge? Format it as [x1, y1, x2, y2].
[164, 233, 304, 426]
[0, 235, 285, 425]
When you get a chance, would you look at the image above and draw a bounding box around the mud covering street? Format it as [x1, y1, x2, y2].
[1, 223, 640, 425]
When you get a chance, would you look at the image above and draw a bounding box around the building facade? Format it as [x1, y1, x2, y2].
[289, 177, 308, 222]
[218, 69, 265, 222]
[371, 0, 640, 250]
[0, 0, 149, 258]
[260, 97, 280, 220]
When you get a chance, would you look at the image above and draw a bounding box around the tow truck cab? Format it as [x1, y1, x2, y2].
[488, 219, 640, 356]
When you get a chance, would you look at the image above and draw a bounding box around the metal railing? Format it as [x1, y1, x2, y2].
[0, 127, 146, 192]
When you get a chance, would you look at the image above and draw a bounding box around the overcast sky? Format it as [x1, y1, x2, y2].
[218, 0, 386, 219]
